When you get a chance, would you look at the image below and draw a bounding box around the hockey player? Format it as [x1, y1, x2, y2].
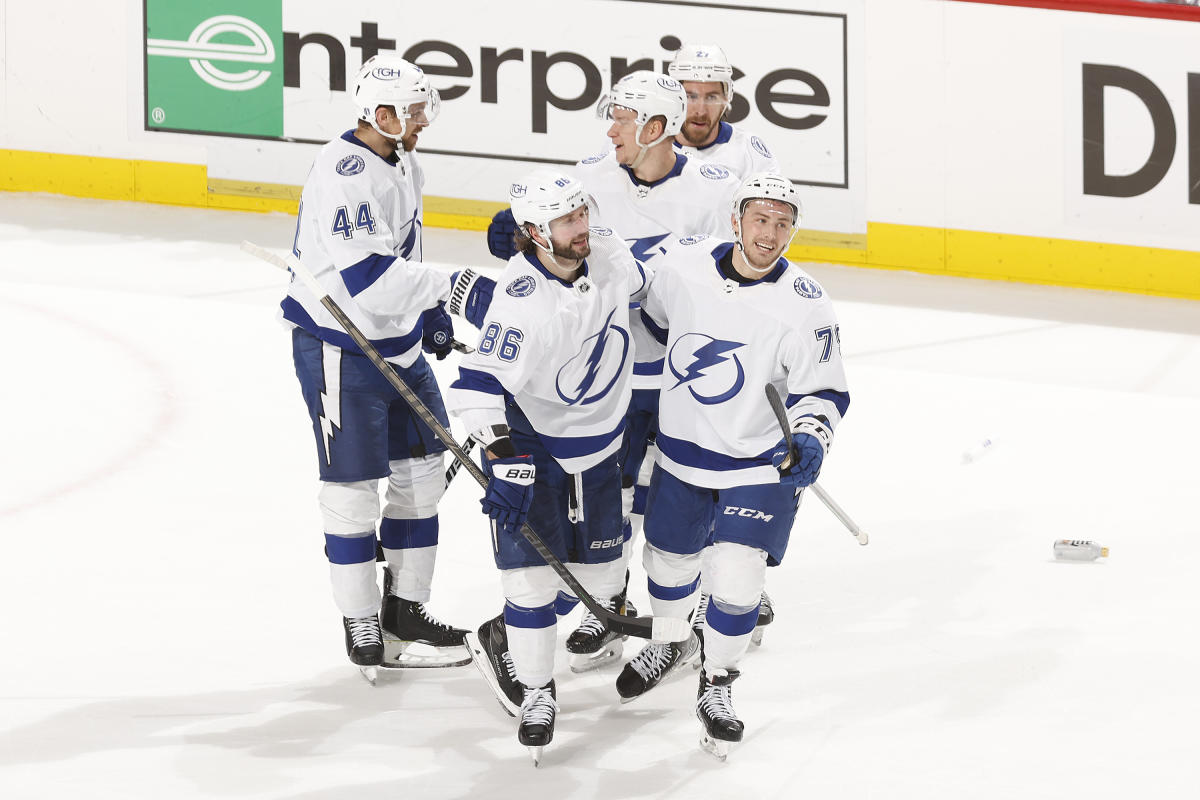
[625, 172, 849, 760]
[668, 43, 782, 179]
[284, 54, 481, 682]
[446, 169, 652, 765]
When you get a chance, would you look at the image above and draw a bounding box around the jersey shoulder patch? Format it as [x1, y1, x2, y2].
[698, 163, 732, 181]
[589, 225, 614, 237]
[579, 151, 608, 166]
[678, 233, 709, 246]
[506, 275, 538, 298]
[336, 154, 366, 176]
[793, 275, 824, 299]
[750, 136, 773, 159]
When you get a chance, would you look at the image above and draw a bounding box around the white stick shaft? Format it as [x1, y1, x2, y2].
[810, 483, 869, 545]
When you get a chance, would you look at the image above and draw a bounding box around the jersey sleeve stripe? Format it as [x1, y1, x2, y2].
[451, 367, 507, 396]
[632, 357, 665, 375]
[788, 389, 850, 419]
[638, 309, 669, 345]
[280, 296, 422, 358]
[340, 252, 398, 297]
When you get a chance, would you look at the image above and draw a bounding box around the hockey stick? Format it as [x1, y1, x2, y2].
[764, 383, 869, 545]
[445, 435, 476, 486]
[244, 241, 690, 642]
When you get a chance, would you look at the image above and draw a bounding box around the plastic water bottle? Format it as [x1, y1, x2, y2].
[1053, 539, 1109, 561]
[961, 438, 994, 465]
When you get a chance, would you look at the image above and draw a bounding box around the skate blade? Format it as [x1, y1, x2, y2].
[382, 639, 471, 668]
[358, 666, 379, 686]
[463, 632, 520, 718]
[527, 745, 544, 767]
[700, 734, 732, 761]
[568, 641, 623, 673]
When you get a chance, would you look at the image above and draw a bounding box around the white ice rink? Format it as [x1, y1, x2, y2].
[2, 192, 1198, 799]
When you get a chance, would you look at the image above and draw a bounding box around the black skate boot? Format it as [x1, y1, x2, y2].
[696, 667, 744, 761]
[464, 612, 524, 717]
[614, 630, 700, 702]
[343, 614, 383, 685]
[752, 591, 774, 646]
[517, 680, 557, 767]
[565, 590, 638, 673]
[380, 570, 469, 668]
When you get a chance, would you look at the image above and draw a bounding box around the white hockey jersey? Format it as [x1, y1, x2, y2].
[445, 227, 651, 474]
[281, 130, 450, 367]
[673, 121, 782, 180]
[640, 236, 850, 489]
[572, 150, 740, 388]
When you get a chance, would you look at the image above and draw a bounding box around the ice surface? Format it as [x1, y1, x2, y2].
[2, 193, 1198, 799]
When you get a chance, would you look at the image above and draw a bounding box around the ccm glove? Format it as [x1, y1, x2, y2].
[448, 268, 496, 329]
[481, 455, 536, 529]
[771, 416, 833, 489]
[487, 208, 519, 261]
[420, 302, 454, 360]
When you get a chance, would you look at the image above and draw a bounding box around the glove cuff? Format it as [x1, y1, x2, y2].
[791, 415, 833, 456]
[447, 268, 480, 317]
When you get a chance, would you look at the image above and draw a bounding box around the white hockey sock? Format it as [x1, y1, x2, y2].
[504, 602, 557, 688]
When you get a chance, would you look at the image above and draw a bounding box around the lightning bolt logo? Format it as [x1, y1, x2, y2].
[555, 308, 630, 406]
[667, 334, 746, 405]
[627, 233, 671, 263]
[319, 342, 342, 465]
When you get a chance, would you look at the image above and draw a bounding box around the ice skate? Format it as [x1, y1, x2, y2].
[690, 592, 710, 668]
[614, 630, 700, 702]
[565, 590, 638, 673]
[697, 667, 744, 761]
[380, 571, 470, 668]
[343, 614, 383, 685]
[751, 591, 774, 647]
[517, 680, 557, 767]
[464, 613, 524, 716]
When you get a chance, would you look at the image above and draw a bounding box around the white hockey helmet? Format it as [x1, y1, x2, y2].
[350, 54, 441, 141]
[668, 43, 734, 101]
[596, 70, 687, 138]
[733, 172, 803, 227]
[509, 169, 589, 245]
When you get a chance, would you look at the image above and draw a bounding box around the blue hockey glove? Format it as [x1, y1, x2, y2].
[771, 417, 832, 489]
[487, 208, 519, 260]
[448, 268, 495, 329]
[420, 302, 454, 360]
[481, 455, 536, 529]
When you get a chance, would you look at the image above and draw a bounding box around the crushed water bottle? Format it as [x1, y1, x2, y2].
[961, 438, 994, 465]
[1053, 539, 1109, 561]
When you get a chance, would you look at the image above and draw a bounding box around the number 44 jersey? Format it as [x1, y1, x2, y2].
[281, 130, 450, 367]
[446, 227, 651, 475]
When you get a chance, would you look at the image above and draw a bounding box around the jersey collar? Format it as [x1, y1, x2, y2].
[619, 152, 688, 189]
[340, 130, 400, 166]
[522, 249, 590, 287]
[672, 121, 734, 152]
[710, 241, 789, 285]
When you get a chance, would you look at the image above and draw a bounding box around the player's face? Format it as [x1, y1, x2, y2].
[547, 205, 591, 260]
[679, 81, 727, 147]
[607, 106, 642, 166]
[735, 199, 795, 269]
[400, 102, 430, 152]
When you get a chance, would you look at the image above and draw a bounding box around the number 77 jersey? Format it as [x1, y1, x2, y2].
[640, 237, 850, 489]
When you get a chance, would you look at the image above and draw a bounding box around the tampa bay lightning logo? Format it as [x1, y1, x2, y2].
[794, 276, 823, 298]
[679, 234, 708, 246]
[751, 136, 773, 159]
[336, 155, 365, 176]
[555, 308, 630, 406]
[506, 276, 536, 297]
[699, 163, 731, 180]
[667, 333, 746, 405]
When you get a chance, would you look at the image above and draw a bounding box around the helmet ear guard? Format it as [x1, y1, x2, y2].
[351, 54, 441, 141]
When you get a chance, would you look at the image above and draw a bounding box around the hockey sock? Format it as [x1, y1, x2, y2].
[324, 531, 382, 618]
[702, 598, 760, 670]
[380, 516, 438, 603]
[504, 601, 557, 688]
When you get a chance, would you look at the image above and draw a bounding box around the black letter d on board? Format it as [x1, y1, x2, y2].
[1082, 63, 1176, 198]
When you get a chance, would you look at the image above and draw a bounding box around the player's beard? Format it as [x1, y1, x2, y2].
[552, 237, 591, 261]
[679, 115, 720, 147]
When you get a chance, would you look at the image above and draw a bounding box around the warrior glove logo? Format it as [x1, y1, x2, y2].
[667, 333, 747, 405]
